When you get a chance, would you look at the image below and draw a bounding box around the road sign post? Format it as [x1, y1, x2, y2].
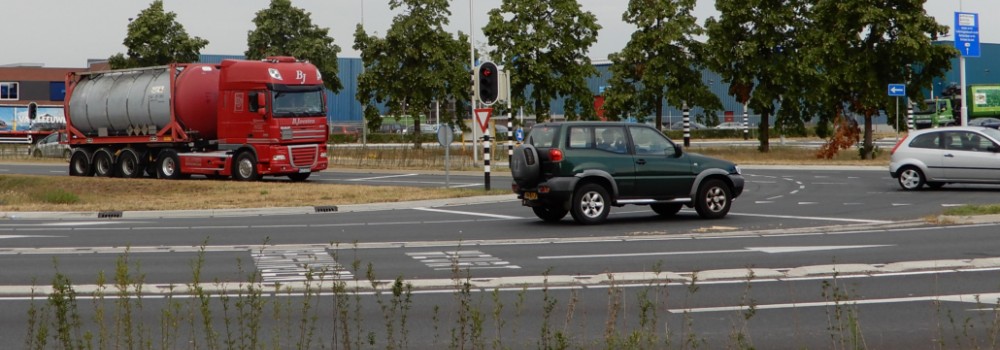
[475, 108, 493, 190]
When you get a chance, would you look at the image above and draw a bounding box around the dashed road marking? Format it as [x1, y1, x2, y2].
[253, 248, 352, 283]
[407, 250, 519, 271]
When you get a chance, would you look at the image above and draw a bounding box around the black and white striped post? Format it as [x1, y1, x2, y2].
[483, 134, 491, 191]
[742, 102, 750, 140]
[906, 99, 914, 131]
[507, 114, 513, 165]
[682, 102, 691, 147]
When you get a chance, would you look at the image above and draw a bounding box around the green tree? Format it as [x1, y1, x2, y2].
[808, 0, 955, 159]
[483, 0, 601, 122]
[353, 0, 471, 143]
[246, 0, 343, 93]
[603, 0, 721, 130]
[108, 0, 208, 69]
[705, 0, 811, 152]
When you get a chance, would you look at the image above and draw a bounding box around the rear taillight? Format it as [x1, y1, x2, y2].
[549, 148, 564, 162]
[890, 134, 909, 155]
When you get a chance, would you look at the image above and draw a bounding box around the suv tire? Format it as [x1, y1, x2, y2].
[532, 205, 568, 222]
[695, 179, 732, 219]
[651, 203, 683, 217]
[511, 144, 541, 187]
[570, 183, 611, 225]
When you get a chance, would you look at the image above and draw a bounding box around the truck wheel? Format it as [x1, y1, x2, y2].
[532, 205, 568, 222]
[570, 183, 610, 225]
[115, 149, 143, 178]
[69, 150, 93, 177]
[234, 152, 260, 181]
[156, 149, 182, 180]
[287, 172, 311, 182]
[694, 179, 732, 219]
[92, 149, 115, 177]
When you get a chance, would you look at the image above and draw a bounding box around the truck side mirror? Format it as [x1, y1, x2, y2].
[249, 92, 266, 116]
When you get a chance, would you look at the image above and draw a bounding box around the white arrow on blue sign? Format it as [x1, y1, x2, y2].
[888, 84, 906, 97]
[515, 128, 524, 142]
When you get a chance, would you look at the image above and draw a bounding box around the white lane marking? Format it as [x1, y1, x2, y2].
[942, 204, 966, 207]
[347, 173, 419, 181]
[0, 235, 63, 239]
[671, 292, 1000, 314]
[766, 195, 784, 200]
[414, 207, 523, 219]
[40, 222, 127, 227]
[797, 202, 818, 205]
[538, 245, 892, 260]
[49, 170, 64, 173]
[892, 203, 912, 206]
[729, 212, 892, 224]
[811, 182, 847, 185]
[755, 201, 775, 204]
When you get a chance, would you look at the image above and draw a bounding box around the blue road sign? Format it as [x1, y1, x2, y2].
[888, 84, 906, 97]
[515, 127, 524, 142]
[955, 12, 980, 57]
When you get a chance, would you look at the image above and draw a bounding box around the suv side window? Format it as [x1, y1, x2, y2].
[526, 125, 559, 148]
[567, 126, 594, 149]
[595, 126, 627, 154]
[630, 126, 675, 156]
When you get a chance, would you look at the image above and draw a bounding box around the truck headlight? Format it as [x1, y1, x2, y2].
[272, 154, 287, 161]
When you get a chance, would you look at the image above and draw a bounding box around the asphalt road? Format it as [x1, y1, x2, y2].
[4, 164, 1000, 347]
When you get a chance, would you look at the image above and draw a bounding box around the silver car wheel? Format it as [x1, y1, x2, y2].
[899, 168, 923, 190]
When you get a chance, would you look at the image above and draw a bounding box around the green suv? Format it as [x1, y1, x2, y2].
[510, 122, 745, 224]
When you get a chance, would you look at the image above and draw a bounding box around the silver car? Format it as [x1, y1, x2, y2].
[889, 126, 1000, 190]
[28, 131, 71, 160]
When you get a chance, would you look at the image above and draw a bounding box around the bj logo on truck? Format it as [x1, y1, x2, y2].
[296, 70, 306, 84]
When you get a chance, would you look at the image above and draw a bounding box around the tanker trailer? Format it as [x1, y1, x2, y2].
[64, 57, 328, 181]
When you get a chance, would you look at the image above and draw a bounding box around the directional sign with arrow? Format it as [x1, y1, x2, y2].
[888, 84, 905, 97]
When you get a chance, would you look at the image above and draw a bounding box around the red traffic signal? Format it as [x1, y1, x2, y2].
[476, 62, 499, 106]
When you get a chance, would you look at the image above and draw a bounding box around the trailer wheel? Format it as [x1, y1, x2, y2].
[69, 150, 93, 177]
[156, 149, 182, 180]
[115, 148, 143, 178]
[92, 149, 115, 177]
[233, 152, 260, 181]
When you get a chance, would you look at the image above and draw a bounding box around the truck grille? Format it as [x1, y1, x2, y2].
[288, 145, 318, 167]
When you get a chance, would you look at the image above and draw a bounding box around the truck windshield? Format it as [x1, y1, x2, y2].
[271, 90, 325, 117]
[913, 100, 948, 115]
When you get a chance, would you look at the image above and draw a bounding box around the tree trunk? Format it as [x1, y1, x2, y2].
[758, 110, 771, 152]
[861, 112, 874, 159]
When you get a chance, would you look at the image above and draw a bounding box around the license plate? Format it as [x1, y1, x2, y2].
[524, 191, 538, 200]
[298, 168, 311, 173]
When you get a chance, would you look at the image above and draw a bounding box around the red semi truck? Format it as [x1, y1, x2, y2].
[64, 56, 328, 181]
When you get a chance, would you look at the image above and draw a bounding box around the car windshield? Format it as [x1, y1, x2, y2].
[271, 90, 325, 117]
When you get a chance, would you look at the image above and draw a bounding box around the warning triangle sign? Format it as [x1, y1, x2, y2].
[475, 108, 493, 134]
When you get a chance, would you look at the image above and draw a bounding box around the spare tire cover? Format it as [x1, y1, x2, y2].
[511, 144, 541, 187]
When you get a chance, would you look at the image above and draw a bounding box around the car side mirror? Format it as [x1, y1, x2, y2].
[674, 145, 684, 157]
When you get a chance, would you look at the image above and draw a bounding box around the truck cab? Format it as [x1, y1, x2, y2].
[912, 98, 957, 129]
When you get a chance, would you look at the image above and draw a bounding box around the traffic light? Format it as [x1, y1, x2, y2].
[476, 62, 499, 106]
[27, 102, 37, 120]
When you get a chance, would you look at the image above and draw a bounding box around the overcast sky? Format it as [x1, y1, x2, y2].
[5, 0, 996, 68]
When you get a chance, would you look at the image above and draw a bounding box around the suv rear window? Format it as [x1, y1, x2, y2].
[526, 126, 559, 148]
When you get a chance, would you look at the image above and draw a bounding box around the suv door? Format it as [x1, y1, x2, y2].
[559, 125, 636, 197]
[628, 125, 693, 199]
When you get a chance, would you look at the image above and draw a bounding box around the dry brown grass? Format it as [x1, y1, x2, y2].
[0, 175, 508, 212]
